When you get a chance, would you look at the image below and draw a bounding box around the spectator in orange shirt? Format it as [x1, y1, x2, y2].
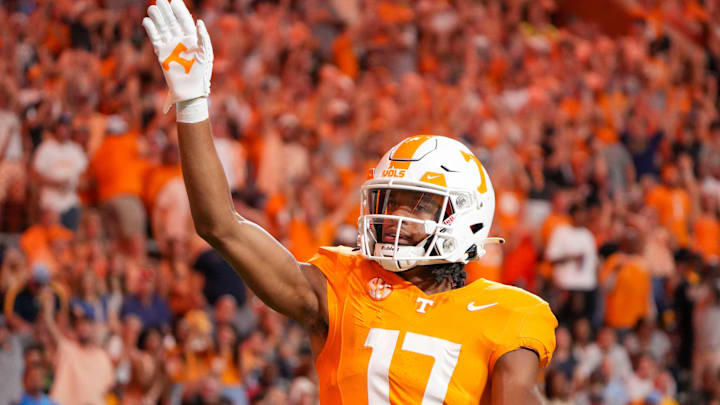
[19, 208, 73, 272]
[143, 143, 182, 212]
[89, 118, 148, 258]
[211, 322, 246, 400]
[601, 230, 652, 332]
[501, 231, 538, 292]
[693, 193, 720, 264]
[646, 165, 691, 247]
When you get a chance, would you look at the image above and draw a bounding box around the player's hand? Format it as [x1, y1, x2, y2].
[142, 0, 213, 113]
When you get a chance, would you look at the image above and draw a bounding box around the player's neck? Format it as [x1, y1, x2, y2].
[397, 267, 454, 294]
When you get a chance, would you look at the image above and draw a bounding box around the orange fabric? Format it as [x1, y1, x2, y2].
[143, 164, 182, 209]
[332, 32, 358, 79]
[19, 224, 73, 268]
[466, 245, 503, 283]
[595, 126, 618, 143]
[465, 261, 497, 284]
[603, 254, 651, 329]
[597, 91, 627, 128]
[264, 193, 286, 218]
[338, 167, 356, 190]
[344, 204, 361, 227]
[288, 218, 338, 262]
[316, 219, 337, 247]
[538, 261, 553, 279]
[646, 185, 690, 246]
[501, 236, 538, 292]
[488, 55, 508, 84]
[288, 218, 318, 262]
[89, 132, 148, 203]
[685, 1, 708, 21]
[541, 213, 571, 244]
[42, 22, 70, 55]
[377, 2, 414, 24]
[560, 97, 581, 118]
[694, 215, 720, 261]
[216, 352, 243, 386]
[100, 57, 117, 78]
[419, 50, 439, 74]
[466, 261, 501, 284]
[169, 350, 213, 383]
[496, 190, 524, 232]
[309, 247, 556, 404]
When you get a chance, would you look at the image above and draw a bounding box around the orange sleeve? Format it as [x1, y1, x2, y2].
[307, 247, 352, 404]
[488, 302, 557, 372]
[307, 248, 350, 335]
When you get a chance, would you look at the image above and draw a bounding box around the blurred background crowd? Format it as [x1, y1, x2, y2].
[0, 0, 719, 404]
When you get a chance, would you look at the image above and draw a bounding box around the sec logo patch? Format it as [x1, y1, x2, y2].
[367, 277, 393, 301]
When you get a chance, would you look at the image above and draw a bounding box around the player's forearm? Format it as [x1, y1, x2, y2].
[176, 119, 320, 323]
[177, 119, 238, 238]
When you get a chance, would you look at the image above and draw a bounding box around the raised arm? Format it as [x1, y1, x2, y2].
[177, 121, 326, 326]
[143, 0, 327, 329]
[39, 287, 63, 345]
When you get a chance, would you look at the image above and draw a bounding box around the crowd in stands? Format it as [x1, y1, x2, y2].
[0, 0, 719, 404]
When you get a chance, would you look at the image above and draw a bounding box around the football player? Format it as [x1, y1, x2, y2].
[143, 1, 557, 403]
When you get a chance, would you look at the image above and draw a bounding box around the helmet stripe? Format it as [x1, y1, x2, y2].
[389, 135, 432, 169]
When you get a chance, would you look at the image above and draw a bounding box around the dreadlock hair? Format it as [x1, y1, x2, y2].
[424, 262, 467, 289]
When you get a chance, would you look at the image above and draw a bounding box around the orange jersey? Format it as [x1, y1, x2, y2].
[309, 247, 557, 405]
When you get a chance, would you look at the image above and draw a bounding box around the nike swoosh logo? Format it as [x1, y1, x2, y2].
[467, 302, 498, 311]
[426, 174, 441, 179]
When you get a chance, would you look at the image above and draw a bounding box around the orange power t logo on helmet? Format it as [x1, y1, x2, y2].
[162, 42, 196, 74]
[461, 151, 488, 193]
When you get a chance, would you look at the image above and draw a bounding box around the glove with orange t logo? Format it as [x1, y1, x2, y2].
[143, 0, 213, 122]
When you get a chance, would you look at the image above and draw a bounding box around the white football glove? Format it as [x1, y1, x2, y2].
[142, 0, 213, 116]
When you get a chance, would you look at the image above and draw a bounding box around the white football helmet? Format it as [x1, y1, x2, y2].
[358, 135, 503, 272]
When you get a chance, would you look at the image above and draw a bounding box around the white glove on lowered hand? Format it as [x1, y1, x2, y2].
[142, 0, 213, 121]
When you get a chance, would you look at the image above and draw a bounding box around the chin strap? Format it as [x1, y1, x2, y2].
[373, 243, 425, 272]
